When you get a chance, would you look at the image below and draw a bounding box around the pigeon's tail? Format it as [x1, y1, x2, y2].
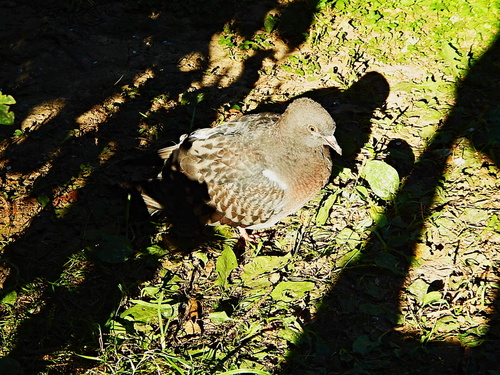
[134, 174, 211, 235]
[139, 185, 164, 215]
[158, 134, 186, 160]
[117, 180, 165, 216]
[158, 146, 177, 160]
[134, 179, 171, 216]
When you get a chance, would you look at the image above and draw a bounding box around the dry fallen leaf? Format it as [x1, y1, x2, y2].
[182, 298, 203, 335]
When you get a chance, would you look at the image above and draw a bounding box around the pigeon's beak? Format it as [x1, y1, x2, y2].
[323, 135, 342, 155]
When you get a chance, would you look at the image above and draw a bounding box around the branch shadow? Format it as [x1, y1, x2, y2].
[284, 34, 500, 375]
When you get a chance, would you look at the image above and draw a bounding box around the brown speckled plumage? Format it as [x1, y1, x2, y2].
[142, 97, 342, 231]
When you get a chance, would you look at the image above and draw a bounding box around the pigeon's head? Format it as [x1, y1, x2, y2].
[280, 97, 342, 155]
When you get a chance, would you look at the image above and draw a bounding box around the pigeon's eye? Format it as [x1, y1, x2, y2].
[308, 125, 317, 132]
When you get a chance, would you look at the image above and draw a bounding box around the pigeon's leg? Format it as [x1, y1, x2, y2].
[237, 227, 273, 244]
[238, 227, 255, 243]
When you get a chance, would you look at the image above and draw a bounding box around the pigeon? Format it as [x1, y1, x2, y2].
[141, 97, 342, 237]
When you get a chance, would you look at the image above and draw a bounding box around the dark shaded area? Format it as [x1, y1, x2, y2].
[136, 168, 213, 237]
[284, 35, 500, 375]
[385, 139, 415, 178]
[0, 0, 327, 373]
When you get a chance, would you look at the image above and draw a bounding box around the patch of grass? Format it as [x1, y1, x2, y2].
[282, 53, 321, 79]
[218, 23, 275, 60]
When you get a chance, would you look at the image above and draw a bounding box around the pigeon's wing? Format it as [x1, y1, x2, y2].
[171, 115, 289, 228]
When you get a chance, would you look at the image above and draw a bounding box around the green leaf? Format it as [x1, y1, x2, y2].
[0, 105, 14, 125]
[463, 208, 489, 223]
[392, 81, 417, 92]
[218, 35, 235, 48]
[270, 281, 314, 302]
[240, 321, 264, 341]
[216, 245, 238, 290]
[374, 253, 403, 275]
[0, 92, 16, 125]
[193, 251, 209, 265]
[335, 248, 361, 269]
[279, 326, 302, 345]
[122, 300, 177, 322]
[264, 14, 280, 33]
[0, 93, 16, 105]
[488, 214, 500, 231]
[93, 234, 133, 263]
[146, 244, 167, 257]
[421, 125, 438, 139]
[240, 254, 291, 289]
[1, 290, 17, 306]
[141, 286, 161, 297]
[460, 326, 489, 347]
[459, 334, 484, 347]
[107, 319, 129, 339]
[355, 185, 370, 201]
[209, 311, 232, 323]
[37, 195, 50, 208]
[335, 227, 360, 249]
[130, 299, 176, 311]
[369, 205, 387, 226]
[441, 42, 461, 62]
[366, 9, 383, 25]
[196, 92, 205, 103]
[278, 317, 303, 344]
[362, 160, 400, 200]
[421, 108, 445, 121]
[121, 304, 159, 323]
[435, 315, 460, 332]
[352, 335, 379, 354]
[315, 191, 338, 225]
[406, 278, 429, 304]
[422, 291, 445, 306]
[433, 216, 455, 237]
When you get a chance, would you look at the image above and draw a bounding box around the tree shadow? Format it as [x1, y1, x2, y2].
[284, 34, 500, 375]
[0, 0, 334, 373]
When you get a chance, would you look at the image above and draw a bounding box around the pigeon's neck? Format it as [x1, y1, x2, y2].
[275, 115, 299, 141]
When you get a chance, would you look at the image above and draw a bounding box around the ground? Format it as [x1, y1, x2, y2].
[0, 0, 500, 374]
